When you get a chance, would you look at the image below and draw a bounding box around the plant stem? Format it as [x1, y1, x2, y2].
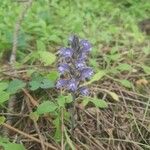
[70, 93, 76, 134]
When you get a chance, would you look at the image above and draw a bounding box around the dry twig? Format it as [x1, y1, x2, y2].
[2, 123, 57, 150]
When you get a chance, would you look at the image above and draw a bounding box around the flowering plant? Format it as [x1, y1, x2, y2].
[56, 35, 93, 97]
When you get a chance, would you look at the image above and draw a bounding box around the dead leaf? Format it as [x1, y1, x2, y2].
[136, 79, 148, 86]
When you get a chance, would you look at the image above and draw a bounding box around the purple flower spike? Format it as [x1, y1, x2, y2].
[67, 79, 78, 92]
[56, 35, 94, 96]
[56, 79, 68, 89]
[79, 87, 89, 96]
[80, 40, 92, 52]
[59, 47, 73, 58]
[58, 64, 70, 74]
[81, 67, 93, 80]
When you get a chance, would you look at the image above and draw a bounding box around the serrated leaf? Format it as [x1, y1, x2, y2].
[0, 82, 8, 91]
[0, 91, 10, 104]
[119, 79, 132, 88]
[7, 79, 26, 94]
[85, 70, 106, 85]
[0, 116, 5, 125]
[116, 63, 132, 72]
[38, 51, 56, 66]
[37, 101, 58, 115]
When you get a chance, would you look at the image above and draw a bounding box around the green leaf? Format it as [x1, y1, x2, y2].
[37, 101, 58, 115]
[0, 91, 10, 104]
[0, 116, 5, 125]
[46, 71, 59, 81]
[143, 47, 150, 55]
[106, 90, 119, 102]
[29, 75, 55, 90]
[82, 97, 108, 108]
[91, 98, 108, 108]
[116, 63, 132, 72]
[119, 79, 132, 88]
[53, 116, 61, 141]
[0, 143, 26, 150]
[0, 82, 8, 91]
[38, 51, 56, 66]
[142, 65, 150, 74]
[7, 79, 26, 94]
[57, 95, 72, 107]
[108, 53, 120, 61]
[29, 80, 41, 91]
[48, 35, 61, 43]
[29, 112, 39, 122]
[36, 40, 46, 51]
[85, 70, 106, 85]
[82, 98, 90, 107]
[40, 79, 55, 89]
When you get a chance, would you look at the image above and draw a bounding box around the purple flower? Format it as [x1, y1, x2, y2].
[78, 51, 87, 60]
[56, 35, 94, 96]
[81, 67, 93, 80]
[80, 40, 92, 52]
[67, 79, 78, 92]
[56, 79, 68, 89]
[79, 87, 89, 96]
[75, 60, 86, 70]
[59, 47, 73, 58]
[58, 64, 70, 74]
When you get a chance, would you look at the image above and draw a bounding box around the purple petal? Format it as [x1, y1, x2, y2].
[75, 60, 86, 70]
[80, 40, 92, 52]
[67, 79, 78, 92]
[81, 67, 93, 80]
[58, 64, 70, 74]
[59, 47, 73, 58]
[78, 52, 87, 60]
[56, 79, 68, 89]
[79, 87, 89, 96]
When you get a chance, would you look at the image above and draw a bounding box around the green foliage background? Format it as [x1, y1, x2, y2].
[0, 0, 149, 62]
